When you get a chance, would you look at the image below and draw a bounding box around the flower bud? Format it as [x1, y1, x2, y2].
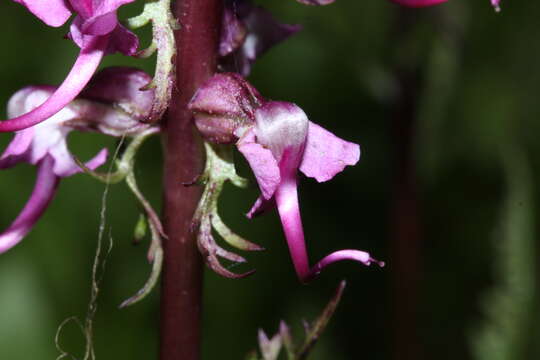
[189, 73, 263, 144]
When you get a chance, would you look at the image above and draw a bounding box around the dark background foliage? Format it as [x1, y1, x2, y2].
[0, 1, 539, 359]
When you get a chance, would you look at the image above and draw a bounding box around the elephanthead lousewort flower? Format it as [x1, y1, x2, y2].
[0, 67, 155, 253]
[3, 0, 138, 132]
[190, 73, 384, 283]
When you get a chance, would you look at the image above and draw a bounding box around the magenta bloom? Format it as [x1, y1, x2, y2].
[389, 0, 448, 6]
[237, 102, 383, 282]
[0, 87, 108, 253]
[190, 73, 383, 282]
[3, 0, 138, 132]
[0, 67, 155, 253]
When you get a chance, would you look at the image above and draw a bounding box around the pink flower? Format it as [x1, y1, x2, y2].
[238, 102, 383, 282]
[0, 67, 155, 253]
[190, 74, 384, 282]
[3, 0, 138, 132]
[0, 86, 107, 253]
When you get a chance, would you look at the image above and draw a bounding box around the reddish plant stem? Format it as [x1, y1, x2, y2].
[160, 0, 223, 359]
[389, 10, 423, 360]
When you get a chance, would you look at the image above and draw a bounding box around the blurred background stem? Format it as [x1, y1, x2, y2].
[389, 9, 423, 360]
[160, 0, 223, 359]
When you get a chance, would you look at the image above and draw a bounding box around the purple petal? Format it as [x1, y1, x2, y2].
[0, 130, 35, 169]
[295, 0, 335, 5]
[220, 7, 247, 57]
[246, 195, 275, 219]
[274, 176, 382, 283]
[12, 0, 72, 27]
[54, 148, 108, 177]
[0, 156, 59, 254]
[81, 67, 154, 121]
[220, 2, 301, 76]
[69, 0, 134, 34]
[0, 35, 109, 132]
[389, 0, 448, 7]
[237, 129, 281, 200]
[299, 122, 360, 183]
[106, 24, 139, 56]
[491, 0, 501, 11]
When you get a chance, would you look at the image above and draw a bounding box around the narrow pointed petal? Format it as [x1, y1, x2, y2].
[0, 130, 35, 169]
[57, 148, 108, 177]
[246, 195, 275, 219]
[0, 36, 109, 132]
[299, 122, 360, 183]
[390, 0, 448, 7]
[258, 329, 282, 360]
[0, 156, 59, 254]
[308, 250, 385, 281]
[296, 0, 335, 5]
[12, 0, 72, 27]
[237, 130, 281, 200]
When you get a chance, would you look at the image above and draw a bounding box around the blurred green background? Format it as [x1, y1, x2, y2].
[1, 1, 539, 359]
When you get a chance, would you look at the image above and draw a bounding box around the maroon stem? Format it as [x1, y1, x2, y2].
[389, 10, 423, 360]
[160, 0, 223, 359]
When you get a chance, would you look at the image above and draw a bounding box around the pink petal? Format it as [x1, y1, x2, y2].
[246, 195, 275, 219]
[0, 156, 59, 254]
[299, 122, 360, 183]
[0, 35, 109, 132]
[309, 250, 385, 281]
[12, 0, 72, 27]
[54, 148, 108, 178]
[237, 130, 281, 200]
[274, 175, 382, 283]
[389, 0, 448, 7]
[295, 0, 335, 5]
[106, 24, 139, 56]
[0, 130, 35, 169]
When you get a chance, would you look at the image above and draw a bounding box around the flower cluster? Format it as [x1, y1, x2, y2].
[4, 0, 139, 132]
[2, 0, 492, 286]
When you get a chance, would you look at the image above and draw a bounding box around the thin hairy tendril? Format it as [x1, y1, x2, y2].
[55, 137, 126, 360]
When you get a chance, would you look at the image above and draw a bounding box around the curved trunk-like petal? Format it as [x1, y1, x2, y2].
[274, 177, 311, 282]
[275, 175, 382, 283]
[0, 35, 109, 132]
[390, 0, 448, 7]
[295, 0, 335, 5]
[310, 250, 385, 281]
[0, 156, 59, 254]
